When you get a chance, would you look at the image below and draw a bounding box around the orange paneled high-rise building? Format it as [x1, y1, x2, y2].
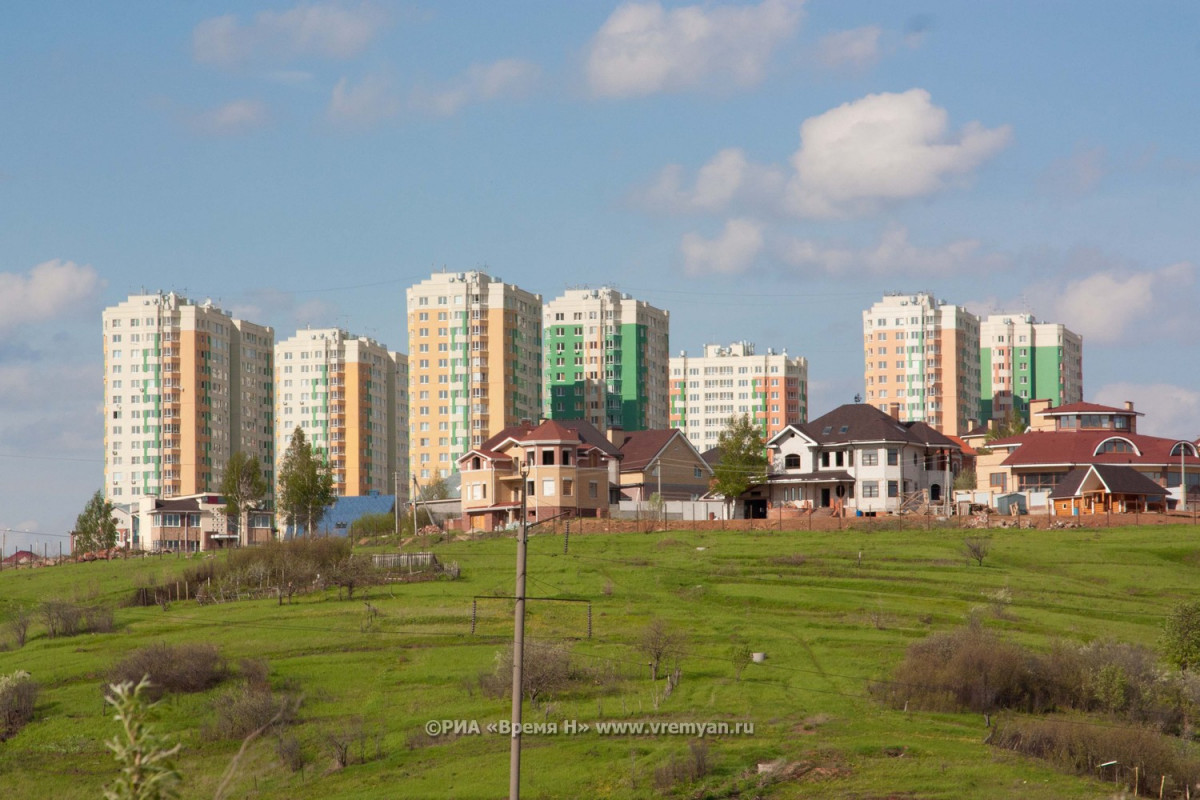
[102, 292, 274, 503]
[274, 328, 408, 499]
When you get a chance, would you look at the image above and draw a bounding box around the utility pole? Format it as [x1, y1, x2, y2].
[510, 459, 530, 800]
[412, 475, 420, 542]
[394, 471, 401, 539]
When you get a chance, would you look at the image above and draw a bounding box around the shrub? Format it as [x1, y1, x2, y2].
[653, 741, 709, 791]
[108, 643, 227, 700]
[1162, 601, 1200, 672]
[876, 624, 1037, 713]
[8, 607, 31, 648]
[204, 686, 295, 740]
[0, 671, 38, 741]
[481, 642, 576, 707]
[991, 715, 1200, 797]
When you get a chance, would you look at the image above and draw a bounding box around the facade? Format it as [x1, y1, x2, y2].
[979, 314, 1083, 423]
[406, 271, 543, 483]
[543, 287, 669, 432]
[141, 494, 273, 552]
[275, 328, 407, 498]
[1049, 464, 1169, 515]
[669, 342, 808, 451]
[612, 428, 713, 502]
[863, 293, 980, 436]
[457, 419, 621, 530]
[973, 399, 1200, 505]
[758, 403, 961, 516]
[102, 292, 274, 504]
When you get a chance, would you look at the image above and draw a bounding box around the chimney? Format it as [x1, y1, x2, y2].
[889, 403, 901, 420]
[607, 425, 626, 448]
[1124, 400, 1134, 411]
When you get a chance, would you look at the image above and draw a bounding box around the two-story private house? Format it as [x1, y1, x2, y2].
[756, 403, 961, 515]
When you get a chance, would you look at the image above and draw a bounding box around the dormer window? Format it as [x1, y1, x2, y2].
[1095, 437, 1138, 456]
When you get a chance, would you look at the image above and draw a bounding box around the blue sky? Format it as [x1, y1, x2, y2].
[3, 1, 1199, 550]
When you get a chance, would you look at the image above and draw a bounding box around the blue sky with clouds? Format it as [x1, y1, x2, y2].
[3, 1, 1199, 549]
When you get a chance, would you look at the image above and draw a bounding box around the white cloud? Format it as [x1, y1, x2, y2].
[328, 73, 401, 126]
[1093, 382, 1200, 439]
[638, 148, 787, 214]
[1040, 144, 1107, 196]
[410, 59, 541, 117]
[194, 3, 386, 67]
[192, 99, 269, 135]
[586, 0, 805, 98]
[780, 223, 993, 277]
[786, 89, 1012, 218]
[681, 218, 765, 275]
[0, 260, 103, 333]
[1051, 261, 1194, 344]
[637, 89, 1010, 219]
[814, 26, 882, 72]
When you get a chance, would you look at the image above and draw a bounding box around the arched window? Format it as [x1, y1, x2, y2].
[471, 456, 481, 470]
[1170, 442, 1199, 458]
[784, 454, 801, 469]
[1094, 437, 1139, 456]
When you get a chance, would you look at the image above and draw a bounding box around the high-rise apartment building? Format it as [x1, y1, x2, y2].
[275, 328, 408, 498]
[979, 314, 1083, 423]
[862, 293, 980, 435]
[102, 292, 274, 503]
[406, 271, 543, 481]
[669, 342, 808, 451]
[543, 287, 669, 431]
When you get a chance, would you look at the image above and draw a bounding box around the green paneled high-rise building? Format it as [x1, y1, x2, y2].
[543, 287, 669, 431]
[980, 313, 1083, 424]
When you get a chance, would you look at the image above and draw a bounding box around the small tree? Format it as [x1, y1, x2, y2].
[277, 428, 335, 537]
[953, 468, 977, 491]
[221, 451, 267, 546]
[729, 643, 753, 683]
[637, 618, 686, 682]
[984, 408, 1027, 442]
[75, 490, 118, 555]
[1162, 601, 1200, 671]
[962, 537, 991, 567]
[711, 415, 768, 517]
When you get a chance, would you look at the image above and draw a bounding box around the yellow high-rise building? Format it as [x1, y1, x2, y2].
[406, 271, 542, 483]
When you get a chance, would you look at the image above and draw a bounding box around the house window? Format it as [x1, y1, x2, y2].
[542, 479, 556, 497]
[887, 481, 899, 498]
[861, 450, 878, 466]
[989, 473, 1008, 491]
[542, 449, 555, 465]
[694, 467, 703, 478]
[784, 454, 801, 469]
[821, 452, 830, 467]
[862, 481, 879, 498]
[887, 448, 898, 466]
[562, 479, 573, 497]
[589, 481, 599, 498]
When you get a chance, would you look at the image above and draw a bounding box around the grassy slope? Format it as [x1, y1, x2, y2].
[1, 524, 1197, 799]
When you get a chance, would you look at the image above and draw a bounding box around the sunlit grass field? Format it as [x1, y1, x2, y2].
[2, 522, 1197, 798]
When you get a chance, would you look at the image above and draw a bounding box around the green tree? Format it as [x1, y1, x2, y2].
[277, 428, 335, 537]
[220, 451, 268, 546]
[984, 408, 1027, 442]
[711, 414, 768, 516]
[1161, 600, 1200, 671]
[953, 468, 977, 491]
[74, 490, 118, 555]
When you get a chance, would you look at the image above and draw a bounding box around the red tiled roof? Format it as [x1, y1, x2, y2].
[480, 419, 621, 457]
[996, 431, 1200, 468]
[1037, 401, 1143, 417]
